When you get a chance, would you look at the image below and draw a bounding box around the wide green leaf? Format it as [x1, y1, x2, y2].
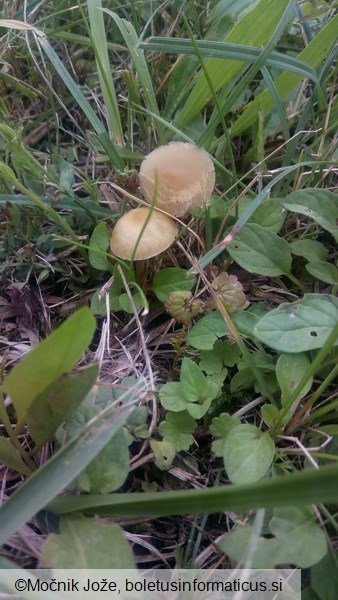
[254, 294, 338, 352]
[1, 308, 96, 429]
[42, 515, 135, 568]
[187, 306, 265, 350]
[227, 223, 292, 276]
[180, 358, 209, 402]
[27, 365, 99, 448]
[0, 437, 31, 476]
[220, 507, 327, 568]
[276, 353, 312, 407]
[159, 412, 196, 452]
[210, 413, 241, 457]
[150, 439, 176, 470]
[88, 222, 112, 271]
[281, 189, 338, 243]
[223, 424, 275, 484]
[152, 268, 196, 301]
[290, 239, 328, 263]
[306, 261, 338, 285]
[78, 428, 130, 494]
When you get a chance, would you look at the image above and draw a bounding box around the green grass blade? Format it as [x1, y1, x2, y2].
[86, 0, 123, 144]
[0, 402, 137, 547]
[197, 0, 295, 147]
[139, 38, 319, 83]
[102, 9, 165, 143]
[47, 463, 338, 518]
[177, 0, 291, 125]
[231, 13, 338, 136]
[37, 33, 124, 170]
[0, 194, 117, 218]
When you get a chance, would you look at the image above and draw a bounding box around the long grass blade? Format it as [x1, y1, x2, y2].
[231, 13, 338, 136]
[139, 38, 319, 83]
[102, 9, 165, 143]
[86, 0, 123, 144]
[36, 31, 124, 169]
[175, 0, 291, 125]
[47, 463, 338, 518]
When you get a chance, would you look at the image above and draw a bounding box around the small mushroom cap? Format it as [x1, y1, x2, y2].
[110, 207, 178, 260]
[139, 141, 215, 217]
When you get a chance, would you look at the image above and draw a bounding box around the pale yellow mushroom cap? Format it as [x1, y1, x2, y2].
[139, 142, 215, 217]
[110, 207, 178, 260]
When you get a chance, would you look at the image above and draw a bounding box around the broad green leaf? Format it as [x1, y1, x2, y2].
[159, 380, 215, 419]
[180, 358, 209, 402]
[290, 239, 327, 262]
[306, 261, 338, 285]
[1, 308, 96, 429]
[199, 350, 223, 374]
[27, 365, 99, 447]
[0, 401, 136, 546]
[47, 462, 338, 518]
[199, 340, 242, 373]
[186, 396, 213, 419]
[210, 413, 240, 457]
[88, 222, 111, 271]
[186, 306, 265, 350]
[78, 428, 130, 493]
[223, 424, 275, 484]
[152, 268, 196, 301]
[281, 189, 338, 243]
[276, 353, 312, 406]
[220, 507, 327, 568]
[0, 437, 31, 476]
[187, 311, 229, 350]
[311, 550, 338, 600]
[232, 14, 338, 136]
[159, 412, 196, 452]
[248, 198, 287, 233]
[254, 294, 338, 352]
[227, 224, 292, 276]
[261, 404, 280, 427]
[150, 440, 176, 470]
[42, 516, 135, 568]
[159, 382, 188, 412]
[91, 267, 125, 315]
[118, 292, 143, 314]
[91, 287, 121, 315]
[178, 0, 290, 124]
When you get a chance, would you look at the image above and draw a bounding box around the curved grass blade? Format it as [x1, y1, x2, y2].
[139, 38, 319, 84]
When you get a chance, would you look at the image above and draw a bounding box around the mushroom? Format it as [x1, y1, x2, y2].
[139, 142, 215, 217]
[110, 207, 178, 260]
